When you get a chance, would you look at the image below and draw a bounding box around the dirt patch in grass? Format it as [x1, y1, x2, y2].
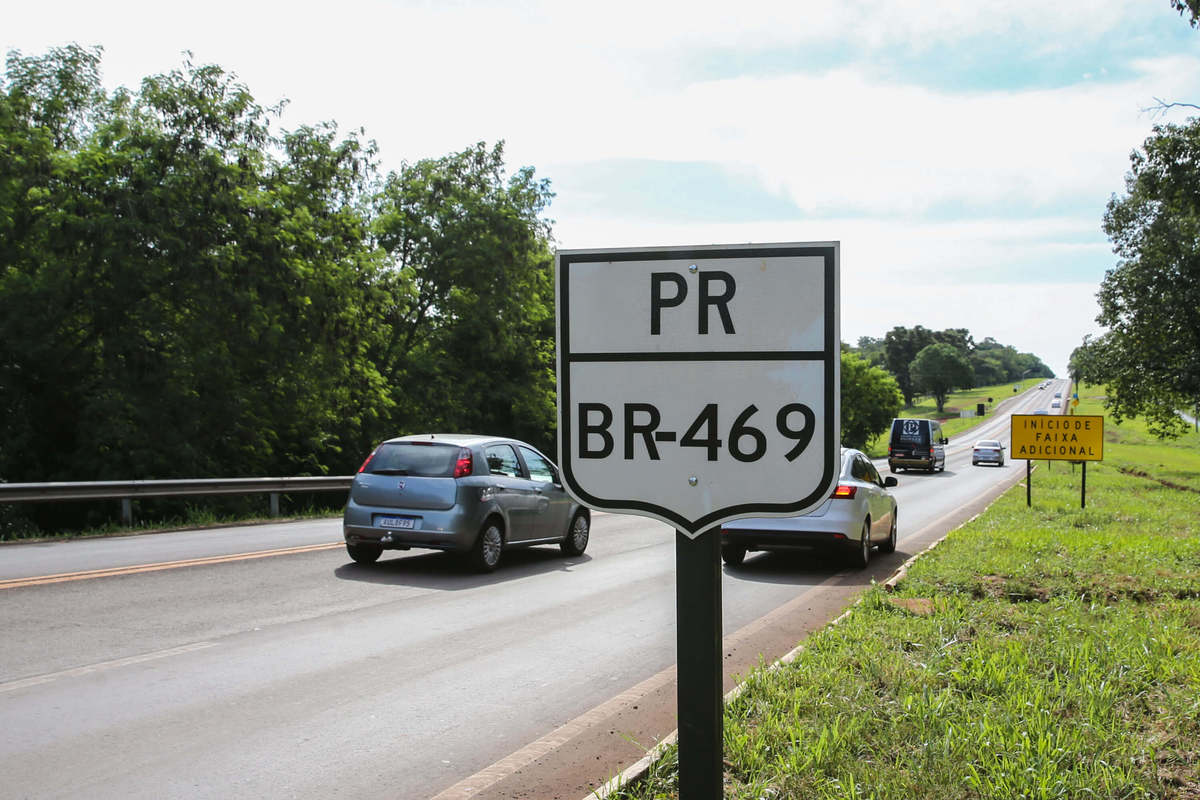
[1117, 466, 1200, 494]
[973, 575, 1052, 602]
[888, 597, 936, 616]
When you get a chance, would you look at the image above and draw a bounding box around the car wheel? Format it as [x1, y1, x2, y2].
[878, 512, 897, 554]
[470, 520, 504, 572]
[560, 511, 590, 556]
[721, 542, 746, 566]
[848, 519, 871, 568]
[346, 542, 382, 565]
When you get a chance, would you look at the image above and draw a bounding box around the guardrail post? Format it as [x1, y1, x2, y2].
[270, 492, 280, 517]
[120, 498, 133, 527]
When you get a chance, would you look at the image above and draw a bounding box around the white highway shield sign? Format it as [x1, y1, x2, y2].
[555, 242, 840, 536]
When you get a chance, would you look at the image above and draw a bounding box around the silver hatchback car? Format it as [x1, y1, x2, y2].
[343, 434, 590, 572]
[720, 448, 898, 568]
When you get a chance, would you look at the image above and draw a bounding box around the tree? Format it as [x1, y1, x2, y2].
[883, 325, 935, 407]
[910, 343, 974, 413]
[1172, 0, 1200, 27]
[840, 351, 902, 450]
[372, 141, 558, 454]
[1094, 119, 1200, 438]
[0, 47, 393, 485]
[854, 336, 887, 368]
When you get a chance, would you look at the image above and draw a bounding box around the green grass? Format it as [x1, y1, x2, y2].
[612, 390, 1200, 800]
[863, 378, 1045, 458]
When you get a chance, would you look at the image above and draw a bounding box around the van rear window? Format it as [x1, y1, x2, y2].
[893, 419, 928, 446]
[366, 443, 461, 477]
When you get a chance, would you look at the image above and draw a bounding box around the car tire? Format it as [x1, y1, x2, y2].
[848, 519, 871, 568]
[346, 542, 382, 564]
[721, 542, 746, 566]
[470, 519, 504, 573]
[560, 511, 590, 556]
[879, 512, 897, 554]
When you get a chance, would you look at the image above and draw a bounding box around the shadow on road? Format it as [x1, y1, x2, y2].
[888, 467, 959, 478]
[333, 545, 592, 590]
[724, 546, 913, 586]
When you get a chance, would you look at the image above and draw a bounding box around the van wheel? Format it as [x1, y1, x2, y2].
[470, 520, 504, 572]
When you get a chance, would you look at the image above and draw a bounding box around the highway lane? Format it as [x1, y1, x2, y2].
[0, 381, 1067, 799]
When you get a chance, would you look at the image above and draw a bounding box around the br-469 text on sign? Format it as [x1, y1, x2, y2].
[555, 243, 840, 536]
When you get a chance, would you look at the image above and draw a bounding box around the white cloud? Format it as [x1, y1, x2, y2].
[3, 0, 1189, 373]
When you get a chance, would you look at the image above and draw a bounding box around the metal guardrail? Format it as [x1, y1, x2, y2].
[0, 476, 355, 525]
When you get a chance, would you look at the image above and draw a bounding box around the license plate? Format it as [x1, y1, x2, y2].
[379, 516, 416, 530]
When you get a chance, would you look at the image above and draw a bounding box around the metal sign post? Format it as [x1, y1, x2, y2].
[676, 528, 723, 798]
[555, 242, 840, 798]
[1011, 414, 1104, 508]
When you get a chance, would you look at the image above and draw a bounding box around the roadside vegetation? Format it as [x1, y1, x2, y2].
[611, 392, 1200, 799]
[862, 378, 1044, 458]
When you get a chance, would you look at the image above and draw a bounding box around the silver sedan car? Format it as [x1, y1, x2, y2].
[972, 439, 1006, 466]
[343, 434, 590, 572]
[720, 448, 898, 568]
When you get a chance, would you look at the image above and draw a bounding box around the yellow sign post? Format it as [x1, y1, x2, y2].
[1010, 414, 1104, 508]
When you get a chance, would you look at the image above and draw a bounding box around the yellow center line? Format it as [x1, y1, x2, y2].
[0, 542, 344, 590]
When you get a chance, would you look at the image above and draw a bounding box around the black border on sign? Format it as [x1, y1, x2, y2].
[556, 244, 839, 535]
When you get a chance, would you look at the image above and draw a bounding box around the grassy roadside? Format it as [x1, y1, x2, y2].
[863, 377, 1045, 458]
[613, 391, 1200, 799]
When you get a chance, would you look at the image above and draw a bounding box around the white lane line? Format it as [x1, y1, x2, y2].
[0, 642, 218, 694]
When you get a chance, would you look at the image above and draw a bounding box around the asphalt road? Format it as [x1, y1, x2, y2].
[0, 380, 1068, 800]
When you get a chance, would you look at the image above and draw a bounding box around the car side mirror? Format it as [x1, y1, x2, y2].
[942, 437, 949, 445]
[884, 476, 898, 487]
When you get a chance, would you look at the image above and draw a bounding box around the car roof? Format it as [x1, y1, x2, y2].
[384, 433, 510, 447]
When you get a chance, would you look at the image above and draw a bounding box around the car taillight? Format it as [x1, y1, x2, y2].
[453, 447, 473, 478]
[929, 447, 935, 456]
[832, 484, 857, 499]
[357, 448, 378, 473]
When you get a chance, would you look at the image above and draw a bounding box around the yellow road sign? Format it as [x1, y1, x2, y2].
[1011, 414, 1103, 461]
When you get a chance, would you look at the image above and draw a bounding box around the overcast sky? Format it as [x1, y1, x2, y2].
[7, 0, 1200, 375]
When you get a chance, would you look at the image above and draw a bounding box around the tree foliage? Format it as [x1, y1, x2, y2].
[372, 142, 557, 454]
[840, 351, 903, 450]
[1091, 119, 1200, 437]
[0, 46, 559, 511]
[910, 343, 974, 413]
[883, 325, 936, 407]
[1172, 0, 1200, 27]
[880, 326, 1048, 407]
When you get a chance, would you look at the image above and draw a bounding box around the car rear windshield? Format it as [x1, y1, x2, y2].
[366, 442, 462, 477]
[978, 440, 1000, 448]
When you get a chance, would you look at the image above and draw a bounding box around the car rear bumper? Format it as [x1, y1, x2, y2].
[343, 499, 483, 552]
[721, 520, 854, 552]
